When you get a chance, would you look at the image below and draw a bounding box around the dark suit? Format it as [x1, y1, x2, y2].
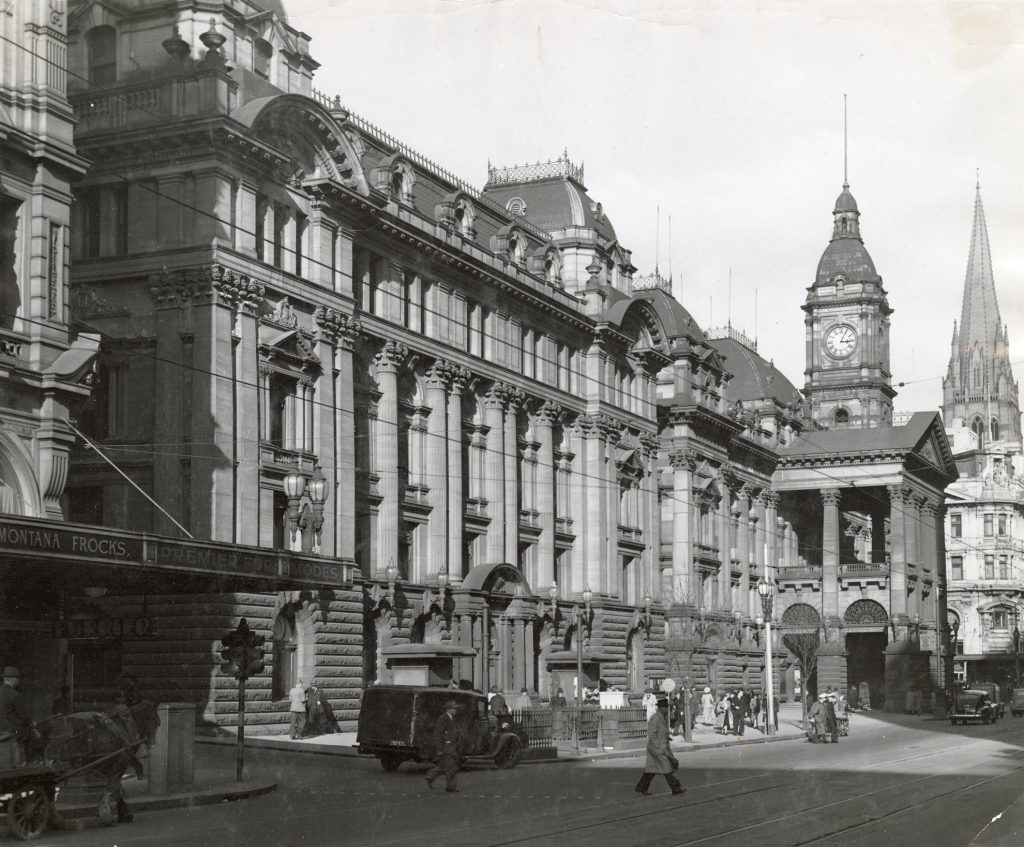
[0, 682, 31, 767]
[426, 710, 464, 791]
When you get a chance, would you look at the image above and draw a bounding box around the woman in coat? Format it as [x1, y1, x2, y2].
[635, 698, 685, 796]
[701, 687, 715, 725]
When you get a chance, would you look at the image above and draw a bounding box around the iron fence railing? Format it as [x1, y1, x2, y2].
[508, 705, 649, 747]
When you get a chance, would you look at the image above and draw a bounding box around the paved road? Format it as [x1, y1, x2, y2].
[23, 712, 1024, 847]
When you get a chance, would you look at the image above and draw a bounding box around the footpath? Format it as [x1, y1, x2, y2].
[56, 703, 888, 823]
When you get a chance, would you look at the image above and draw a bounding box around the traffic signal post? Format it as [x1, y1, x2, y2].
[220, 617, 266, 781]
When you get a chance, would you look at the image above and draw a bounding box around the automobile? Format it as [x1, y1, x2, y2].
[969, 682, 1005, 719]
[355, 685, 524, 772]
[950, 688, 995, 725]
[1011, 688, 1024, 717]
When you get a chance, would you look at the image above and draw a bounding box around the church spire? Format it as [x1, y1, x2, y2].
[957, 182, 1001, 358]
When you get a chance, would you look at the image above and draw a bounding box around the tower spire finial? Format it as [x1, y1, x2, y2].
[976, 167, 980, 191]
[843, 93, 848, 187]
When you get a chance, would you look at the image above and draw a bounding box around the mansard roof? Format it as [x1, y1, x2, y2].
[706, 337, 802, 407]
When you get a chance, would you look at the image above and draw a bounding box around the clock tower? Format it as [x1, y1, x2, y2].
[802, 181, 895, 428]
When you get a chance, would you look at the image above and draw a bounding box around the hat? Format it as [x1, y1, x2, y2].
[444, 700, 461, 710]
[656, 697, 669, 707]
[2, 667, 18, 679]
[704, 686, 711, 693]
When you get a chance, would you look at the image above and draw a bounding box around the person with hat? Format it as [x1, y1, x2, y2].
[425, 699, 465, 793]
[488, 685, 509, 717]
[808, 692, 827, 742]
[823, 690, 839, 743]
[0, 667, 33, 768]
[701, 686, 715, 725]
[635, 697, 685, 797]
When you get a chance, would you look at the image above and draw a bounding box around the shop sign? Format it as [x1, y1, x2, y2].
[0, 519, 140, 562]
[52, 616, 157, 640]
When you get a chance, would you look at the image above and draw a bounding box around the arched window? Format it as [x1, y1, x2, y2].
[991, 419, 1000, 442]
[971, 417, 985, 442]
[254, 38, 273, 79]
[833, 408, 849, 428]
[454, 198, 475, 239]
[508, 234, 524, 266]
[87, 26, 117, 85]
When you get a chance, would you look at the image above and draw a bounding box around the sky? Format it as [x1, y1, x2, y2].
[286, 0, 1024, 414]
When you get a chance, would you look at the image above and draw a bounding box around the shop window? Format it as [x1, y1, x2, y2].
[87, 26, 117, 85]
[950, 555, 962, 581]
[950, 513, 962, 538]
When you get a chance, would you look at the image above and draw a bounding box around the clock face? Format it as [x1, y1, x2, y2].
[825, 324, 857, 359]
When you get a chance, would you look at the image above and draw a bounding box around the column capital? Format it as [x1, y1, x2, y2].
[314, 305, 362, 348]
[887, 483, 906, 504]
[738, 482, 758, 503]
[820, 489, 842, 508]
[669, 448, 698, 471]
[425, 358, 453, 390]
[639, 432, 661, 458]
[448, 365, 472, 394]
[535, 399, 564, 425]
[374, 340, 409, 374]
[483, 381, 511, 411]
[758, 489, 779, 510]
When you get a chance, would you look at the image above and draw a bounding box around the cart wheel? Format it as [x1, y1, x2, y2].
[7, 787, 53, 841]
[96, 791, 117, 827]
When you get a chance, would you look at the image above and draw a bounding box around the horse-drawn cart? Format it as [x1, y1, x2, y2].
[0, 764, 63, 840]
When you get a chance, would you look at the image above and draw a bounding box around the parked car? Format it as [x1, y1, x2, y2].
[969, 682, 1004, 719]
[951, 689, 995, 725]
[1011, 688, 1024, 717]
[355, 685, 524, 772]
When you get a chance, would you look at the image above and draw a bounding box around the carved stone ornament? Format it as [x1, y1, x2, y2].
[843, 599, 889, 626]
[270, 296, 300, 328]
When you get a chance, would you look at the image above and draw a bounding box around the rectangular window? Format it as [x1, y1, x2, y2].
[998, 514, 1007, 536]
[950, 555, 963, 581]
[294, 212, 307, 277]
[984, 554, 995, 580]
[114, 184, 129, 255]
[522, 328, 534, 379]
[950, 513, 962, 538]
[273, 205, 285, 269]
[999, 555, 1009, 580]
[255, 195, 269, 261]
[984, 514, 994, 537]
[468, 302, 483, 357]
[993, 610, 1008, 630]
[80, 188, 101, 259]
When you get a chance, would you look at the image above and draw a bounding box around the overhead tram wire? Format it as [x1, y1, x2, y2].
[7, 39, 1014, 572]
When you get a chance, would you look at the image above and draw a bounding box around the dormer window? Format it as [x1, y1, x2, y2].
[389, 162, 415, 205]
[543, 249, 562, 285]
[454, 198, 476, 239]
[87, 26, 117, 85]
[508, 233, 524, 266]
[254, 38, 273, 79]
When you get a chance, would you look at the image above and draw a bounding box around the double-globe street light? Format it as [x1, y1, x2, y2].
[573, 586, 594, 752]
[283, 465, 328, 553]
[756, 576, 776, 737]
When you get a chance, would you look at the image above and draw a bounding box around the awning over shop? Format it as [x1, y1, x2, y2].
[0, 515, 356, 595]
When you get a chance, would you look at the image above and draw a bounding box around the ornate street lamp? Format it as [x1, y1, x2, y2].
[306, 464, 328, 551]
[1013, 611, 1020, 688]
[282, 471, 306, 546]
[950, 617, 961, 688]
[548, 582, 559, 632]
[757, 577, 776, 737]
[573, 586, 594, 751]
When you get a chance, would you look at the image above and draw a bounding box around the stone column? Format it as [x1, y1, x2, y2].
[871, 501, 887, 565]
[150, 271, 186, 536]
[236, 274, 264, 545]
[640, 434, 661, 603]
[447, 367, 470, 579]
[568, 418, 587, 594]
[524, 617, 536, 692]
[504, 389, 525, 565]
[189, 267, 237, 541]
[425, 361, 450, 579]
[333, 315, 361, 564]
[919, 497, 937, 627]
[762, 491, 779, 577]
[718, 477, 732, 610]
[747, 508, 759, 618]
[583, 417, 606, 592]
[670, 449, 695, 605]
[888, 484, 908, 622]
[512, 618, 526, 692]
[821, 489, 841, 620]
[374, 341, 408, 573]
[483, 383, 507, 565]
[535, 401, 561, 591]
[598, 417, 621, 594]
[736, 486, 752, 616]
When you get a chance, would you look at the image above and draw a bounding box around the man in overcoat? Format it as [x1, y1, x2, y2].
[0, 667, 32, 767]
[635, 698, 685, 796]
[425, 700, 464, 793]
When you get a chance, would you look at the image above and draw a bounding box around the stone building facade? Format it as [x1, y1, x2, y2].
[942, 186, 1024, 691]
[0, 0, 957, 732]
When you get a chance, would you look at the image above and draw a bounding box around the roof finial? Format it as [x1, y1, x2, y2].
[976, 167, 980, 191]
[843, 93, 848, 188]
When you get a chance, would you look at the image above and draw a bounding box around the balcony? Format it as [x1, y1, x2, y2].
[839, 561, 888, 590]
[260, 443, 316, 474]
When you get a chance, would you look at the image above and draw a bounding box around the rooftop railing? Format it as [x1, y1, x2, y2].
[485, 155, 584, 187]
[631, 272, 672, 295]
[706, 322, 757, 352]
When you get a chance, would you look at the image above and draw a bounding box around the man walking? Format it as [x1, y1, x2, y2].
[426, 700, 464, 793]
[0, 667, 32, 768]
[635, 698, 685, 797]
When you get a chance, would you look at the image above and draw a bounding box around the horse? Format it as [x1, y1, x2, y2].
[43, 708, 153, 825]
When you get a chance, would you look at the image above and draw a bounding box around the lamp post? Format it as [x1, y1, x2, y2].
[950, 617, 960, 690]
[757, 577, 776, 737]
[548, 582, 559, 629]
[283, 471, 306, 549]
[1013, 612, 1020, 688]
[306, 464, 328, 551]
[573, 586, 593, 752]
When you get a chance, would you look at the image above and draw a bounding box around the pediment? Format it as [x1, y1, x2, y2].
[259, 327, 319, 369]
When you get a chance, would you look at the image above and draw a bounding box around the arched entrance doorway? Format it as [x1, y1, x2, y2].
[844, 599, 889, 707]
[457, 563, 536, 695]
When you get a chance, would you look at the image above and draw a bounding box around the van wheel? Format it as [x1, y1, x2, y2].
[494, 737, 523, 769]
[379, 752, 404, 772]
